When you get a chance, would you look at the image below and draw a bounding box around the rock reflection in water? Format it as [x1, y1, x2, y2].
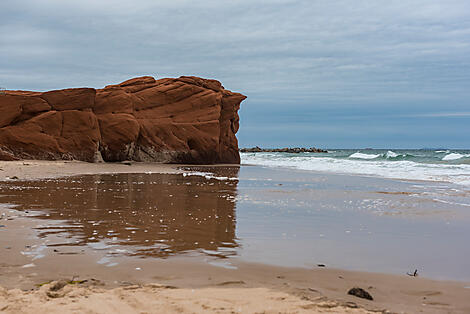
[0, 169, 239, 259]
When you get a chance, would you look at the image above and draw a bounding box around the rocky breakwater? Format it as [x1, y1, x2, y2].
[0, 76, 246, 164]
[240, 147, 327, 153]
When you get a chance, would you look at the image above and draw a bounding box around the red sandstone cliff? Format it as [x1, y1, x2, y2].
[0, 76, 246, 164]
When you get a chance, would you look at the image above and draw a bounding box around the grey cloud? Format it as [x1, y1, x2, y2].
[1, 0, 469, 147]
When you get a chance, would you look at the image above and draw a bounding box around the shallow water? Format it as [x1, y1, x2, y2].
[0, 171, 239, 260]
[1, 166, 470, 281]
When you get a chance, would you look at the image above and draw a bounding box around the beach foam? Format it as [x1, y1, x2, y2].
[442, 153, 467, 161]
[241, 152, 470, 186]
[182, 172, 238, 181]
[349, 152, 381, 159]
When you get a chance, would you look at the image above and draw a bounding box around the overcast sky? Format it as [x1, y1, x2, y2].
[1, 0, 469, 148]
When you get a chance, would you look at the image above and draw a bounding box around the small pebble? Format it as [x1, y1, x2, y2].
[348, 287, 373, 300]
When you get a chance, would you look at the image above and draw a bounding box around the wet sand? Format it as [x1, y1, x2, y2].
[1, 160, 470, 313]
[0, 160, 179, 181]
[1, 208, 468, 314]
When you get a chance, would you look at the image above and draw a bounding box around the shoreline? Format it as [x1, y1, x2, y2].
[0, 159, 463, 190]
[0, 160, 181, 182]
[240, 150, 470, 188]
[240, 161, 456, 186]
[1, 160, 469, 313]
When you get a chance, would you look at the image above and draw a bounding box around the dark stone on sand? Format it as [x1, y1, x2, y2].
[49, 280, 68, 292]
[216, 280, 246, 286]
[240, 146, 327, 153]
[347, 287, 373, 300]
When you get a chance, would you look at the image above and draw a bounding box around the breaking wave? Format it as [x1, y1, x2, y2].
[241, 149, 470, 187]
[349, 152, 380, 159]
[442, 153, 469, 161]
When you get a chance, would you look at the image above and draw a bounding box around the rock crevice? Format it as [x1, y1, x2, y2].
[0, 76, 246, 164]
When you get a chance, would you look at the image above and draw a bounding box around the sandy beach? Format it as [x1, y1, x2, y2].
[3, 0, 470, 312]
[1, 160, 469, 313]
[0, 283, 372, 314]
[0, 160, 180, 181]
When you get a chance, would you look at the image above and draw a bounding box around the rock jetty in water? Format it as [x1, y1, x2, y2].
[0, 76, 246, 164]
[240, 147, 327, 153]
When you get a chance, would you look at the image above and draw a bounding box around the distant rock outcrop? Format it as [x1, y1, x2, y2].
[240, 147, 327, 153]
[0, 76, 246, 164]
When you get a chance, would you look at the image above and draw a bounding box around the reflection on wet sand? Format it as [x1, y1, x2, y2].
[0, 168, 239, 259]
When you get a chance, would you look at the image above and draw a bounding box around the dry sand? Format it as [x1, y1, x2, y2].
[1, 160, 470, 313]
[0, 282, 371, 314]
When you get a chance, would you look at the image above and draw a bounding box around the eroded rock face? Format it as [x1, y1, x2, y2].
[0, 76, 246, 164]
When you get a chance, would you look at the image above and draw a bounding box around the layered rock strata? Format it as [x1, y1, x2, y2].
[0, 76, 246, 164]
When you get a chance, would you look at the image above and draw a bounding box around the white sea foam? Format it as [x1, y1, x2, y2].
[349, 152, 380, 159]
[241, 153, 470, 187]
[182, 172, 238, 181]
[442, 153, 466, 161]
[385, 151, 398, 158]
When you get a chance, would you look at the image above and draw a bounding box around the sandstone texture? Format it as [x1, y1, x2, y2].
[0, 76, 246, 164]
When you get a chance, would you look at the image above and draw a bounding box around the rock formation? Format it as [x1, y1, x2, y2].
[240, 147, 327, 153]
[0, 76, 246, 164]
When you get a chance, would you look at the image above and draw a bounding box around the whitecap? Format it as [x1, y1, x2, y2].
[349, 152, 381, 160]
[385, 151, 398, 158]
[241, 153, 470, 187]
[442, 153, 464, 161]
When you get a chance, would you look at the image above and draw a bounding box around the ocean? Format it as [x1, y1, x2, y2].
[241, 149, 470, 187]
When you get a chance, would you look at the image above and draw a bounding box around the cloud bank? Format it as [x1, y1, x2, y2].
[1, 0, 469, 147]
